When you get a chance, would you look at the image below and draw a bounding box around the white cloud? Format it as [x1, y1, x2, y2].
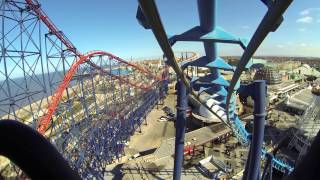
[298, 8, 320, 25]
[300, 8, 320, 16]
[241, 25, 249, 29]
[300, 12, 308, 16]
[285, 41, 293, 45]
[256, 43, 320, 57]
[296, 16, 313, 23]
[276, 44, 284, 48]
[300, 9, 311, 16]
[298, 28, 307, 32]
[300, 43, 308, 47]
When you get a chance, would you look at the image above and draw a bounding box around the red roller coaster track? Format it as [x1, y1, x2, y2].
[25, 0, 159, 80]
[25, 0, 195, 135]
[24, 0, 195, 77]
[24, 0, 167, 134]
[37, 50, 165, 134]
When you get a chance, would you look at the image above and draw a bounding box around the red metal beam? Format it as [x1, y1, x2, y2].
[25, 0, 196, 135]
[37, 51, 167, 134]
[24, 0, 159, 80]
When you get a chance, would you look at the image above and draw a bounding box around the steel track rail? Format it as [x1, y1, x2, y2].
[137, 0, 294, 174]
[137, 0, 230, 129]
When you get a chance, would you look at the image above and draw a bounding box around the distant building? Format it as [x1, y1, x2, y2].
[268, 82, 301, 103]
[253, 66, 282, 85]
[268, 61, 301, 71]
[140, 59, 163, 68]
[283, 88, 315, 115]
[246, 58, 267, 69]
[290, 64, 320, 78]
[228, 58, 267, 70]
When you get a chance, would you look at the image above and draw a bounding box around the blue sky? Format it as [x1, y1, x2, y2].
[41, 0, 320, 59]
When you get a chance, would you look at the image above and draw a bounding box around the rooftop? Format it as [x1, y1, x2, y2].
[254, 66, 282, 85]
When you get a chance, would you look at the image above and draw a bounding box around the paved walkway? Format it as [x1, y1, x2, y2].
[124, 93, 176, 156]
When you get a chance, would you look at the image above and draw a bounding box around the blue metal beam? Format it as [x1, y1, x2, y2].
[173, 80, 188, 180]
[136, 0, 294, 177]
[197, 0, 220, 91]
[240, 80, 267, 180]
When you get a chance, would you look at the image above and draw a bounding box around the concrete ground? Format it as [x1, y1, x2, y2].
[104, 90, 251, 179]
[124, 93, 177, 156]
[105, 87, 301, 179]
[119, 135, 249, 179]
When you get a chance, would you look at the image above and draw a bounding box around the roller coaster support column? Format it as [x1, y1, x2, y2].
[240, 80, 267, 180]
[198, 0, 220, 91]
[261, 153, 273, 180]
[173, 79, 188, 180]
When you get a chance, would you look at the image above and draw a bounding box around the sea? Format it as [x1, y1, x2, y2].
[0, 69, 131, 117]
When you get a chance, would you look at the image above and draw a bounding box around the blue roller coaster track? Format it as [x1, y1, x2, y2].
[137, 0, 294, 178]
